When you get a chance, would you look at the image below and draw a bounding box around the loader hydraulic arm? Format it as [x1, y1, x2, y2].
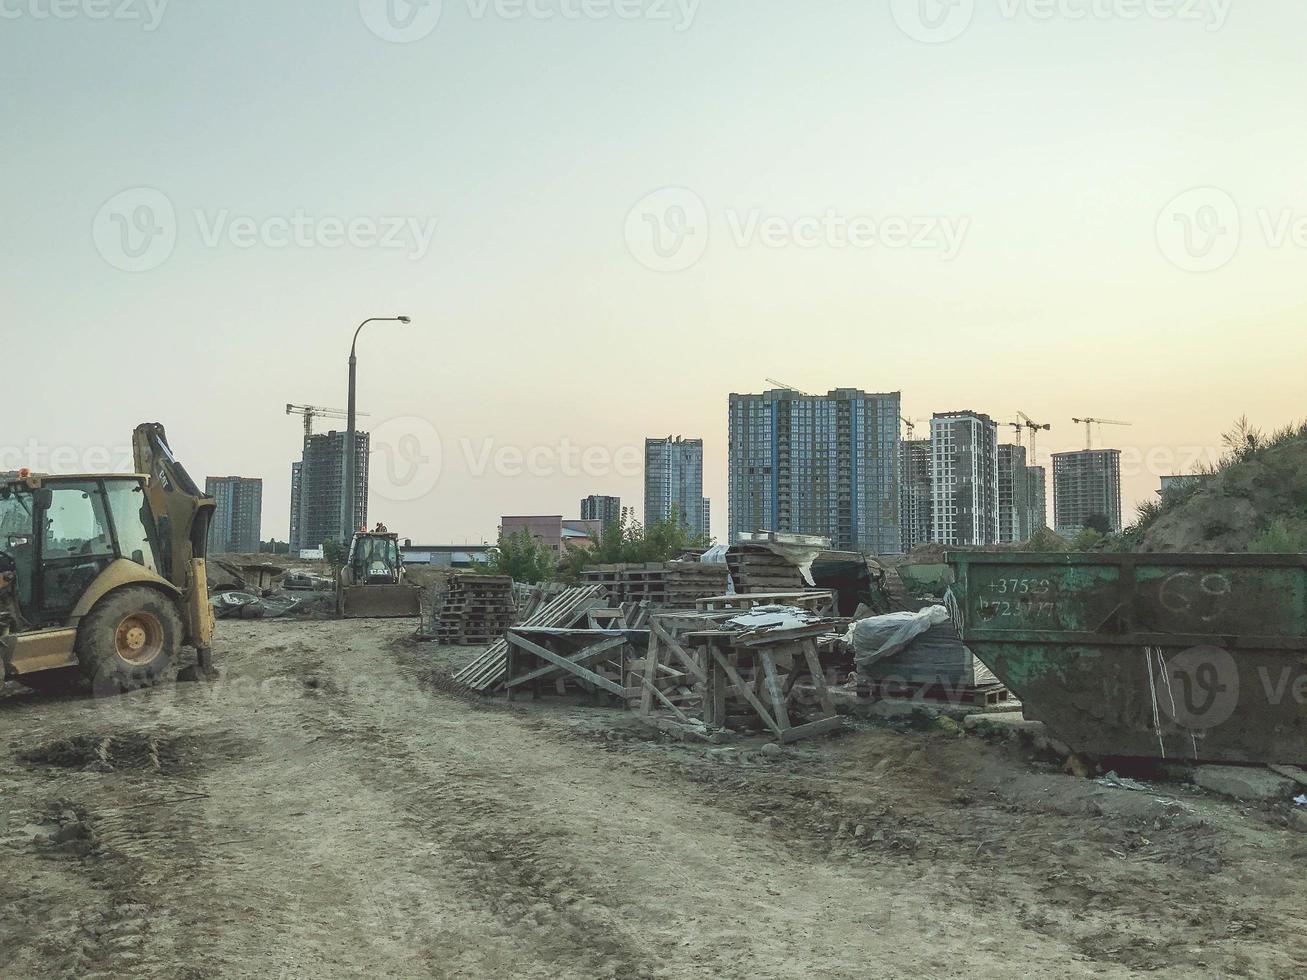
[132, 423, 217, 676]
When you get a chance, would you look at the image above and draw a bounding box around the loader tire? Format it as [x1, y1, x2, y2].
[76, 586, 181, 696]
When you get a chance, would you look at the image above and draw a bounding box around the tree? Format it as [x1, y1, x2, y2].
[477, 528, 557, 584]
[556, 511, 710, 583]
[1070, 527, 1104, 551]
[1083, 513, 1112, 535]
[322, 538, 345, 570]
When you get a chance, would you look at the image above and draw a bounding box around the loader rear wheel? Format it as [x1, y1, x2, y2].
[76, 587, 182, 696]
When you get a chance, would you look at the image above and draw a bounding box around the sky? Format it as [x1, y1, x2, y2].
[3, 0, 1306, 546]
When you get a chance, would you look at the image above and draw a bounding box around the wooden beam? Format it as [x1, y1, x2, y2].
[709, 647, 785, 738]
[758, 649, 792, 732]
[503, 635, 627, 690]
[504, 632, 626, 697]
[651, 620, 708, 684]
[779, 715, 845, 743]
[802, 639, 837, 716]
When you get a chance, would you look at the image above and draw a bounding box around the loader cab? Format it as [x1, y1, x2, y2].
[345, 532, 404, 586]
[0, 475, 159, 628]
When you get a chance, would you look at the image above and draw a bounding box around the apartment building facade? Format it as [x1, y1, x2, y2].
[644, 437, 707, 539]
[206, 476, 263, 554]
[929, 411, 999, 546]
[728, 388, 902, 554]
[1052, 449, 1123, 535]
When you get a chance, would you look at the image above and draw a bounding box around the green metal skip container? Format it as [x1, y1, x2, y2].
[947, 552, 1307, 766]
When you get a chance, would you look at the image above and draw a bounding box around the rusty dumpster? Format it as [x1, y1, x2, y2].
[948, 552, 1307, 765]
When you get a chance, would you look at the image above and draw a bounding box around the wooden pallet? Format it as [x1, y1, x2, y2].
[451, 585, 610, 692]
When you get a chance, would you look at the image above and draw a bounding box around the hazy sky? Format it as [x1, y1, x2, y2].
[4, 0, 1305, 545]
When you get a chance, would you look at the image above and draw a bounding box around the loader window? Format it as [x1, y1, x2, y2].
[104, 479, 157, 572]
[38, 482, 115, 617]
[0, 486, 36, 613]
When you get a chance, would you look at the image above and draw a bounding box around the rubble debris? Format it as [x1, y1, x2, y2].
[1193, 765, 1298, 803]
[282, 571, 334, 591]
[211, 591, 305, 620]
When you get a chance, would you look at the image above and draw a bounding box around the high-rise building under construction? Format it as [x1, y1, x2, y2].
[288, 430, 369, 552]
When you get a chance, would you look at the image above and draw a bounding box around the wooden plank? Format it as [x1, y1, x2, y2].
[504, 632, 626, 697]
[802, 639, 837, 716]
[651, 620, 708, 684]
[638, 630, 661, 717]
[709, 647, 785, 739]
[639, 673, 693, 723]
[503, 635, 628, 690]
[779, 715, 845, 743]
[758, 649, 792, 732]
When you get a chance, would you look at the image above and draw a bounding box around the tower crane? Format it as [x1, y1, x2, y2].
[765, 377, 809, 395]
[1017, 411, 1052, 463]
[1071, 417, 1131, 450]
[286, 403, 369, 444]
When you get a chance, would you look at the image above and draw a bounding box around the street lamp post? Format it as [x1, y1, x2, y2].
[342, 315, 411, 543]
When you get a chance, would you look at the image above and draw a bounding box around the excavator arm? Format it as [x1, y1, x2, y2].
[132, 423, 217, 676]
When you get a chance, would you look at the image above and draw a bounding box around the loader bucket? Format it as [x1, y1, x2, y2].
[338, 584, 423, 619]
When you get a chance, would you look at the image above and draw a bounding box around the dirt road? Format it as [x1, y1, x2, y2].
[1, 620, 1304, 979]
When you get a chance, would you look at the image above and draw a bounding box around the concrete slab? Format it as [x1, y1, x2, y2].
[1194, 765, 1297, 803]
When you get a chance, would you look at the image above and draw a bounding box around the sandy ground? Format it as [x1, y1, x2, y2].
[1, 619, 1305, 980]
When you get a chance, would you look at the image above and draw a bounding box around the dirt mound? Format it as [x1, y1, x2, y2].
[1136, 435, 1307, 552]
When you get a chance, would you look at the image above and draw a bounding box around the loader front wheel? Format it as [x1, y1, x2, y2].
[76, 587, 182, 695]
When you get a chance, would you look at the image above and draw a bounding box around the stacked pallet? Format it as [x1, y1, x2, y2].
[581, 562, 728, 609]
[663, 563, 729, 608]
[725, 546, 806, 594]
[427, 575, 516, 646]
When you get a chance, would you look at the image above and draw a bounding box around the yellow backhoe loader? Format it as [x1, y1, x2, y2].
[0, 423, 215, 694]
[335, 531, 422, 618]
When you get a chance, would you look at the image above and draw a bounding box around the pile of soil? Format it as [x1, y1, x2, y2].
[1137, 437, 1307, 552]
